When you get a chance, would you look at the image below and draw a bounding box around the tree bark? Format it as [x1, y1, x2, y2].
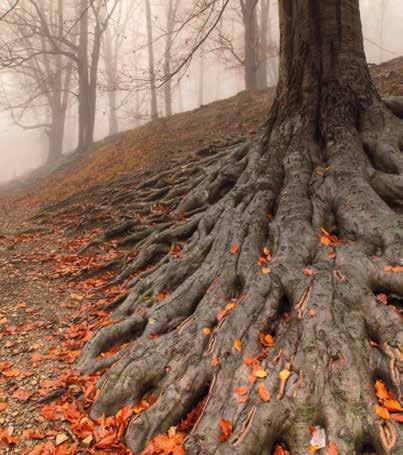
[145, 0, 158, 120]
[77, 1, 403, 454]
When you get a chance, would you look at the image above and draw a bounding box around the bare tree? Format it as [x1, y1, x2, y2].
[163, 0, 181, 117]
[0, 0, 75, 163]
[145, 0, 158, 119]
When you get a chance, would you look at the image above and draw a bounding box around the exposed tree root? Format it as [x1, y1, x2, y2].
[68, 93, 403, 454]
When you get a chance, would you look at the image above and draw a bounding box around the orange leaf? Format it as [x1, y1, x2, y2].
[23, 429, 45, 440]
[233, 339, 242, 352]
[384, 400, 403, 412]
[375, 380, 392, 401]
[216, 303, 236, 321]
[203, 327, 211, 335]
[219, 419, 232, 442]
[0, 402, 7, 412]
[259, 333, 275, 347]
[391, 413, 403, 423]
[235, 386, 249, 400]
[14, 389, 33, 401]
[230, 244, 239, 254]
[211, 356, 220, 366]
[2, 369, 20, 377]
[304, 267, 313, 276]
[375, 405, 390, 420]
[328, 441, 339, 454]
[262, 267, 271, 274]
[258, 383, 270, 402]
[274, 444, 290, 455]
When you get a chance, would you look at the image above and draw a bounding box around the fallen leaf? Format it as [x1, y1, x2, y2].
[230, 244, 239, 254]
[23, 429, 45, 440]
[234, 339, 242, 352]
[375, 380, 392, 401]
[384, 400, 403, 412]
[258, 383, 270, 402]
[14, 389, 33, 401]
[70, 293, 84, 301]
[203, 327, 211, 335]
[279, 370, 291, 381]
[391, 413, 403, 423]
[328, 441, 338, 454]
[375, 405, 390, 420]
[309, 426, 326, 451]
[255, 369, 268, 378]
[2, 369, 20, 378]
[211, 356, 220, 366]
[0, 402, 7, 412]
[219, 419, 232, 442]
[259, 333, 275, 347]
[304, 268, 313, 276]
[217, 303, 236, 321]
[262, 267, 271, 274]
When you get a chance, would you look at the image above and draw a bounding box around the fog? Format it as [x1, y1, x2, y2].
[0, 0, 402, 183]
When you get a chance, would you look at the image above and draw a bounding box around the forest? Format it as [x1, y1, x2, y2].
[0, 1, 402, 454]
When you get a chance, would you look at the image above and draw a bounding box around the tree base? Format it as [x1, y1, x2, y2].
[73, 96, 403, 454]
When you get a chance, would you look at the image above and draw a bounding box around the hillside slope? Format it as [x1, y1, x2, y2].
[2, 56, 403, 206]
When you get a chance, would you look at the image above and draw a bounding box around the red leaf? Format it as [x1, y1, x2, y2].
[219, 419, 232, 442]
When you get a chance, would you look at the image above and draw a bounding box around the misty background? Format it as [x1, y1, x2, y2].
[0, 0, 402, 183]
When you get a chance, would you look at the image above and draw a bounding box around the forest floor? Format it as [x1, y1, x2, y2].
[0, 57, 402, 454]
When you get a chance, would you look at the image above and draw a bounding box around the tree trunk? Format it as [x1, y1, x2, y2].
[163, 0, 176, 117]
[198, 45, 205, 107]
[241, 0, 259, 90]
[145, 0, 158, 120]
[47, 109, 65, 164]
[78, 1, 403, 454]
[78, 0, 91, 150]
[256, 0, 270, 89]
[104, 27, 119, 135]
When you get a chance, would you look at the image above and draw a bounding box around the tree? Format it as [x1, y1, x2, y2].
[0, 0, 74, 164]
[163, 0, 181, 117]
[78, 1, 403, 453]
[214, 0, 277, 90]
[145, 0, 158, 120]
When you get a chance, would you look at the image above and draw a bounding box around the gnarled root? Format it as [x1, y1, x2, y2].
[74, 95, 403, 454]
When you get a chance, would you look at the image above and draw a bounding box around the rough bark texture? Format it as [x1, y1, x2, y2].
[76, 1, 403, 453]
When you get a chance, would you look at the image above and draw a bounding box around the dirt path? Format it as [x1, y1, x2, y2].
[0, 195, 132, 454]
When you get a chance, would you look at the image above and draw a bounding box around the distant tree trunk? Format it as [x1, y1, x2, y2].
[164, 0, 180, 117]
[198, 45, 205, 107]
[77, 0, 103, 149]
[47, 108, 66, 163]
[256, 0, 270, 89]
[104, 27, 119, 135]
[145, 0, 158, 120]
[176, 80, 184, 113]
[240, 0, 259, 90]
[78, 0, 91, 149]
